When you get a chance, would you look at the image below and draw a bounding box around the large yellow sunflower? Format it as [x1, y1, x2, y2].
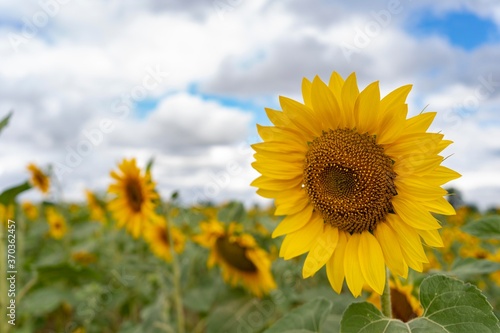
[251, 72, 460, 297]
[27, 163, 50, 194]
[46, 207, 67, 239]
[143, 215, 186, 262]
[108, 158, 158, 238]
[195, 219, 276, 297]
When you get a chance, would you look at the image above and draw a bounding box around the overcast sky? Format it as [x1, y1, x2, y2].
[1, 0, 499, 209]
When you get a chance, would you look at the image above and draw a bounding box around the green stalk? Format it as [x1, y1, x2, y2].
[165, 204, 185, 333]
[381, 268, 392, 318]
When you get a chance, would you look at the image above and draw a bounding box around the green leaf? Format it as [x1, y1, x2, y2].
[0, 181, 32, 205]
[264, 298, 332, 333]
[340, 302, 409, 333]
[0, 111, 13, 135]
[340, 275, 500, 333]
[448, 257, 500, 279]
[462, 215, 500, 240]
[217, 201, 246, 224]
[19, 287, 71, 316]
[410, 275, 500, 332]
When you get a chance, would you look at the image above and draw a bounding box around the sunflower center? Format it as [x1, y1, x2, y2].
[303, 128, 397, 233]
[125, 179, 144, 212]
[215, 236, 257, 273]
[159, 227, 170, 246]
[391, 288, 419, 322]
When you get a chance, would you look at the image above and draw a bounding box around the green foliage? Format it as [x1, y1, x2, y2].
[0, 111, 12, 135]
[462, 215, 500, 240]
[339, 275, 500, 333]
[0, 181, 32, 205]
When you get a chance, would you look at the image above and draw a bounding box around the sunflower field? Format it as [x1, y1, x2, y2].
[2, 72, 500, 333]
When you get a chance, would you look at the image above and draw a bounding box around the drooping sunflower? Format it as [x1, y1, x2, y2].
[27, 163, 50, 194]
[108, 158, 158, 238]
[251, 72, 460, 297]
[46, 207, 67, 239]
[143, 215, 186, 262]
[194, 219, 276, 297]
[367, 278, 423, 322]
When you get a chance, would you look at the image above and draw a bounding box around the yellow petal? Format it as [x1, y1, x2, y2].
[251, 175, 302, 191]
[257, 124, 306, 146]
[354, 81, 380, 135]
[328, 71, 345, 101]
[275, 195, 309, 215]
[279, 214, 324, 260]
[327, 231, 348, 294]
[392, 197, 441, 230]
[387, 214, 428, 269]
[380, 84, 412, 115]
[374, 222, 408, 278]
[425, 166, 461, 185]
[358, 231, 385, 295]
[265, 108, 297, 128]
[341, 73, 359, 128]
[417, 228, 444, 247]
[279, 96, 321, 138]
[376, 104, 407, 145]
[404, 112, 436, 134]
[395, 177, 447, 201]
[303, 225, 338, 278]
[302, 78, 313, 108]
[311, 75, 341, 129]
[344, 233, 364, 297]
[272, 204, 314, 238]
[422, 197, 456, 215]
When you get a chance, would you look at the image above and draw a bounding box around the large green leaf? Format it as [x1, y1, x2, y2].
[340, 275, 500, 333]
[0, 181, 32, 205]
[340, 302, 410, 333]
[264, 298, 332, 333]
[462, 215, 500, 240]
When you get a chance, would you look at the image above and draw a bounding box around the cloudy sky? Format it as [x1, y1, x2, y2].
[1, 0, 499, 209]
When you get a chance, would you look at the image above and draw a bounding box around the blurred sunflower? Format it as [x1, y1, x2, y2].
[72, 251, 97, 265]
[85, 190, 106, 223]
[143, 215, 186, 262]
[195, 219, 276, 297]
[0, 204, 15, 226]
[252, 72, 460, 297]
[46, 207, 67, 239]
[27, 163, 50, 194]
[108, 158, 158, 238]
[21, 201, 38, 221]
[367, 278, 423, 322]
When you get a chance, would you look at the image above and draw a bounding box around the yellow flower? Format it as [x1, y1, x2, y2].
[107, 158, 158, 238]
[143, 216, 186, 262]
[21, 201, 38, 220]
[46, 207, 67, 239]
[85, 190, 106, 223]
[367, 278, 423, 321]
[195, 219, 276, 297]
[251, 72, 460, 297]
[27, 163, 50, 194]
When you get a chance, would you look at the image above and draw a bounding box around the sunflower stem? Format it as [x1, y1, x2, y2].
[165, 204, 185, 333]
[381, 268, 392, 318]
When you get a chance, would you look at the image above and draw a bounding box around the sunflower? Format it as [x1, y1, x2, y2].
[27, 163, 50, 194]
[21, 201, 38, 221]
[367, 278, 423, 322]
[143, 215, 186, 262]
[108, 158, 158, 238]
[0, 204, 15, 226]
[72, 251, 97, 265]
[46, 207, 67, 239]
[195, 219, 276, 297]
[85, 190, 106, 223]
[251, 72, 460, 297]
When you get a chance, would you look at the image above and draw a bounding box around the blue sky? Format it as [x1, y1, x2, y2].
[1, 0, 500, 209]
